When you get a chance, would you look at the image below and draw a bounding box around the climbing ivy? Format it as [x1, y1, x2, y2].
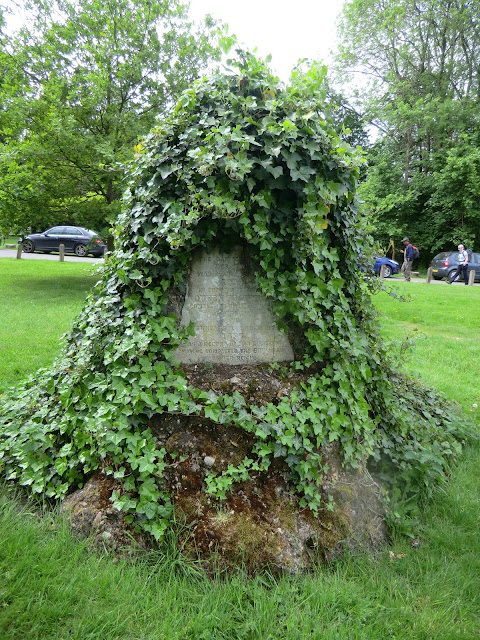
[0, 51, 471, 541]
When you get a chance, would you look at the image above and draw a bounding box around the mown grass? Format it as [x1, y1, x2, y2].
[0, 259, 98, 391]
[0, 261, 479, 639]
[0, 236, 20, 248]
[1, 447, 479, 640]
[375, 281, 480, 414]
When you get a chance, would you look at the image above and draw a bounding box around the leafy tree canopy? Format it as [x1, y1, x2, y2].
[0, 0, 222, 236]
[0, 52, 470, 542]
[335, 0, 480, 256]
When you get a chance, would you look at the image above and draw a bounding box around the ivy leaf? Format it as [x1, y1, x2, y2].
[266, 165, 283, 179]
[290, 165, 316, 182]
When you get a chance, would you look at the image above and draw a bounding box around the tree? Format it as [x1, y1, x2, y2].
[335, 0, 480, 256]
[0, 0, 222, 235]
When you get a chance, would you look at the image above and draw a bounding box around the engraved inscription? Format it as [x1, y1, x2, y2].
[175, 247, 294, 364]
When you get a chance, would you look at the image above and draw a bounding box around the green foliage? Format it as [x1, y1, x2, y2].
[0, 52, 471, 542]
[0, 0, 222, 234]
[336, 0, 480, 258]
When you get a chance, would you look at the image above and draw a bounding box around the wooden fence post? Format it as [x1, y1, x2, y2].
[426, 267, 433, 283]
[16, 243, 23, 259]
[468, 269, 475, 286]
[59, 243, 65, 261]
[379, 264, 385, 279]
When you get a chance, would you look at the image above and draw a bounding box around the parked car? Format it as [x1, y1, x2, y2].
[373, 256, 400, 278]
[20, 226, 106, 257]
[430, 251, 480, 282]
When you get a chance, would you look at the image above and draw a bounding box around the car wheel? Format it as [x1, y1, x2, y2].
[447, 270, 457, 283]
[74, 244, 87, 257]
[22, 240, 35, 253]
[382, 265, 392, 278]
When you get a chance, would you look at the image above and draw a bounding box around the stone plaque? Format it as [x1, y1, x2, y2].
[175, 247, 294, 364]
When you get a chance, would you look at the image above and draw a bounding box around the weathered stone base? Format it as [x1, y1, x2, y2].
[61, 474, 149, 553]
[61, 428, 385, 573]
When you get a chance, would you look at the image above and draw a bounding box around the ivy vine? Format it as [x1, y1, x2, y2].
[0, 51, 471, 541]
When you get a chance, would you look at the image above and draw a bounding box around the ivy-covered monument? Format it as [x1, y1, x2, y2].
[0, 54, 469, 572]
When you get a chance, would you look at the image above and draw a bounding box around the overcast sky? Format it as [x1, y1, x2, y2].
[5, 0, 346, 81]
[188, 0, 346, 80]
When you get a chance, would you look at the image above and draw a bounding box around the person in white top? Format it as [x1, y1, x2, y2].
[447, 244, 469, 284]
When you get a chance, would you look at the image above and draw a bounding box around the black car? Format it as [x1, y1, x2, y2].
[430, 251, 480, 281]
[20, 226, 106, 257]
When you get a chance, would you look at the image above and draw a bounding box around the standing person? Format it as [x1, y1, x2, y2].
[400, 237, 414, 281]
[447, 244, 469, 284]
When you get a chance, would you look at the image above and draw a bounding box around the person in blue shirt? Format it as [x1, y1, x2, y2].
[447, 244, 469, 284]
[400, 237, 414, 281]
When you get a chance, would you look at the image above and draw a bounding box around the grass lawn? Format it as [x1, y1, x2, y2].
[0, 236, 20, 249]
[0, 259, 99, 392]
[0, 262, 479, 639]
[375, 281, 480, 413]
